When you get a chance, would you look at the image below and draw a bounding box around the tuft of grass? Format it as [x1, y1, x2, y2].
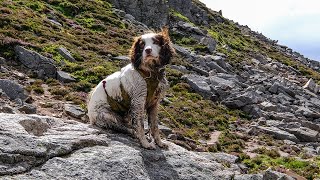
[252, 147, 280, 158]
[242, 155, 320, 179]
[218, 131, 246, 153]
[26, 79, 44, 94]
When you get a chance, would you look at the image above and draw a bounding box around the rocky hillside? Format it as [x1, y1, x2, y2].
[1, 0, 320, 179]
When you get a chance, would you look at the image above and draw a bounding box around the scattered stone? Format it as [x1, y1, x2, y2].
[64, 104, 86, 119]
[207, 61, 227, 73]
[0, 104, 15, 114]
[248, 126, 299, 142]
[286, 127, 319, 142]
[111, 56, 130, 61]
[263, 168, 295, 180]
[234, 174, 263, 180]
[17, 103, 37, 114]
[222, 91, 263, 109]
[48, 19, 62, 26]
[14, 46, 57, 78]
[303, 78, 319, 94]
[182, 74, 213, 99]
[211, 152, 239, 164]
[57, 47, 76, 62]
[0, 79, 28, 100]
[259, 101, 277, 112]
[57, 71, 76, 83]
[170, 65, 189, 73]
[200, 36, 216, 53]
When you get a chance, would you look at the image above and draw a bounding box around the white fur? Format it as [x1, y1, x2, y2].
[141, 33, 161, 60]
[87, 64, 147, 123]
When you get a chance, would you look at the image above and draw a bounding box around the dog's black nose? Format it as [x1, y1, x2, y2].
[145, 48, 152, 54]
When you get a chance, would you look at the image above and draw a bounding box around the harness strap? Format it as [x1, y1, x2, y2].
[102, 80, 108, 95]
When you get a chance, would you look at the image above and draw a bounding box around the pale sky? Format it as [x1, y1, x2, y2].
[199, 0, 320, 61]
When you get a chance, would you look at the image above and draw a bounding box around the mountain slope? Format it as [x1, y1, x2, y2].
[1, 0, 320, 179]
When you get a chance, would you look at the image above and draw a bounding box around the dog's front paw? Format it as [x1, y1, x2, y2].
[141, 141, 156, 150]
[156, 139, 168, 149]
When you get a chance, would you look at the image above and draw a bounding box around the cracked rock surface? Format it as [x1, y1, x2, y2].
[0, 113, 260, 180]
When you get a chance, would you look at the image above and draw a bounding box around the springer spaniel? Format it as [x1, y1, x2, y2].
[87, 27, 174, 149]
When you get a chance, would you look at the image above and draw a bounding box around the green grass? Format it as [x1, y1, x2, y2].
[159, 67, 247, 141]
[242, 155, 320, 179]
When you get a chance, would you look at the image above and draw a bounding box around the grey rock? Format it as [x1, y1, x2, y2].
[303, 78, 319, 94]
[1, 113, 241, 179]
[124, 13, 135, 21]
[112, 8, 126, 17]
[111, 56, 130, 61]
[0, 79, 28, 100]
[259, 101, 278, 112]
[0, 56, 5, 64]
[17, 104, 37, 114]
[57, 71, 76, 83]
[189, 65, 209, 76]
[182, 74, 213, 99]
[64, 104, 86, 119]
[223, 91, 263, 109]
[296, 106, 320, 119]
[207, 61, 227, 73]
[0, 104, 15, 114]
[210, 76, 237, 89]
[263, 167, 295, 180]
[235, 174, 263, 180]
[268, 82, 279, 94]
[248, 126, 299, 142]
[57, 47, 75, 62]
[200, 36, 216, 53]
[48, 19, 62, 26]
[170, 65, 189, 73]
[14, 46, 57, 78]
[159, 124, 173, 136]
[173, 44, 194, 59]
[0, 113, 109, 176]
[108, 0, 168, 27]
[316, 146, 320, 155]
[286, 127, 319, 142]
[211, 152, 239, 164]
[169, 0, 210, 25]
[144, 122, 173, 136]
[243, 104, 263, 119]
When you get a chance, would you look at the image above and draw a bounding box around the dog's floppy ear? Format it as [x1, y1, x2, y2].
[130, 36, 143, 69]
[159, 26, 175, 66]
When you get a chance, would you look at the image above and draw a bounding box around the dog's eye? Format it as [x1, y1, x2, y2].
[153, 38, 161, 45]
[139, 41, 145, 48]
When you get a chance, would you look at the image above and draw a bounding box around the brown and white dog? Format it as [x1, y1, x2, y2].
[87, 28, 174, 149]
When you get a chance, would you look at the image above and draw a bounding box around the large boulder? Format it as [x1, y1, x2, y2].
[303, 78, 319, 94]
[248, 125, 299, 142]
[0, 79, 28, 100]
[57, 47, 76, 62]
[14, 46, 57, 79]
[222, 91, 264, 109]
[182, 74, 213, 99]
[108, 0, 168, 27]
[0, 113, 243, 179]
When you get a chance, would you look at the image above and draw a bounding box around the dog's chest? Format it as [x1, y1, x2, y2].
[145, 78, 161, 108]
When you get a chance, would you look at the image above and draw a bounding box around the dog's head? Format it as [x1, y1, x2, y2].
[130, 27, 175, 72]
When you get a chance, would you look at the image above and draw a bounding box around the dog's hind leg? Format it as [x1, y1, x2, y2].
[95, 110, 133, 135]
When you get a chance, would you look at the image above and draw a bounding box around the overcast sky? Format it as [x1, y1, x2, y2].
[199, 0, 320, 61]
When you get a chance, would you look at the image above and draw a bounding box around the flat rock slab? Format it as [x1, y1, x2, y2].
[0, 113, 243, 180]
